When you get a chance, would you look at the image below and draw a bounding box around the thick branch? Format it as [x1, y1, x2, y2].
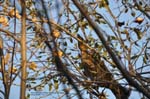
[20, 1, 27, 99]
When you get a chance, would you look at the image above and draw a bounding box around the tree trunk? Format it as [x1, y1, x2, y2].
[20, 1, 27, 99]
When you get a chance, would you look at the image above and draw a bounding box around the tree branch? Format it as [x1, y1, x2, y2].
[20, 1, 27, 99]
[71, 0, 150, 98]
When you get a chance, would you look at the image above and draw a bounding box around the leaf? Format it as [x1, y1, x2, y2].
[8, 8, 21, 19]
[131, 11, 136, 17]
[124, 8, 128, 13]
[31, 17, 38, 23]
[35, 86, 43, 91]
[144, 52, 148, 60]
[99, 0, 109, 7]
[111, 36, 117, 40]
[134, 17, 144, 24]
[131, 55, 139, 60]
[143, 57, 147, 64]
[31, 81, 36, 84]
[54, 79, 59, 91]
[27, 26, 33, 30]
[63, 42, 67, 46]
[0, 16, 9, 27]
[133, 28, 142, 39]
[37, 56, 42, 58]
[58, 50, 63, 57]
[117, 21, 125, 27]
[4, 53, 10, 64]
[70, 38, 73, 43]
[29, 62, 37, 71]
[54, 50, 63, 57]
[61, 77, 67, 84]
[49, 83, 53, 91]
[103, 51, 108, 57]
[26, 93, 30, 99]
[52, 30, 61, 38]
[11, 67, 17, 74]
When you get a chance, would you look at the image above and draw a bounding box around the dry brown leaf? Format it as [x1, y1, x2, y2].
[134, 17, 144, 24]
[4, 53, 10, 64]
[52, 30, 61, 38]
[79, 43, 88, 51]
[29, 62, 37, 71]
[8, 66, 17, 74]
[0, 16, 9, 27]
[54, 50, 63, 57]
[8, 8, 21, 19]
[31, 17, 38, 23]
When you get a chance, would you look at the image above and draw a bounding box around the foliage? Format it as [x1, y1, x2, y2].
[0, 0, 150, 99]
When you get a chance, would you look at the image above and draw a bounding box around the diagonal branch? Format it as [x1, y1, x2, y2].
[0, 28, 20, 42]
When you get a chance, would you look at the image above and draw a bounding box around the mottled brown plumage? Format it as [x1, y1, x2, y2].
[78, 40, 112, 81]
[78, 36, 130, 99]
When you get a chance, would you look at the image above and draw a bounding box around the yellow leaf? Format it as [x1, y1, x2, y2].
[31, 17, 38, 23]
[29, 62, 37, 71]
[58, 50, 63, 57]
[52, 30, 61, 38]
[8, 8, 21, 19]
[12, 67, 17, 74]
[4, 53, 10, 64]
[12, 67, 17, 73]
[134, 17, 144, 24]
[2, 22, 9, 27]
[0, 16, 6, 23]
[9, 67, 17, 74]
[0, 16, 9, 26]
[16, 14, 21, 19]
[54, 50, 63, 57]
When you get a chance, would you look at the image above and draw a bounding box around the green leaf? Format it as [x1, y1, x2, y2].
[125, 8, 128, 13]
[131, 55, 139, 60]
[63, 42, 67, 46]
[49, 83, 53, 91]
[31, 81, 36, 84]
[133, 28, 142, 39]
[70, 38, 73, 43]
[27, 26, 33, 30]
[37, 56, 42, 58]
[144, 52, 148, 60]
[143, 57, 147, 64]
[131, 11, 136, 17]
[54, 80, 59, 91]
[26, 93, 30, 99]
[103, 51, 108, 57]
[111, 36, 117, 40]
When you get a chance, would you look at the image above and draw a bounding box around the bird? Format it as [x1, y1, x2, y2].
[77, 34, 112, 81]
[77, 35, 131, 99]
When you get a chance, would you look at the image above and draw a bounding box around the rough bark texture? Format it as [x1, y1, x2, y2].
[20, 1, 27, 99]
